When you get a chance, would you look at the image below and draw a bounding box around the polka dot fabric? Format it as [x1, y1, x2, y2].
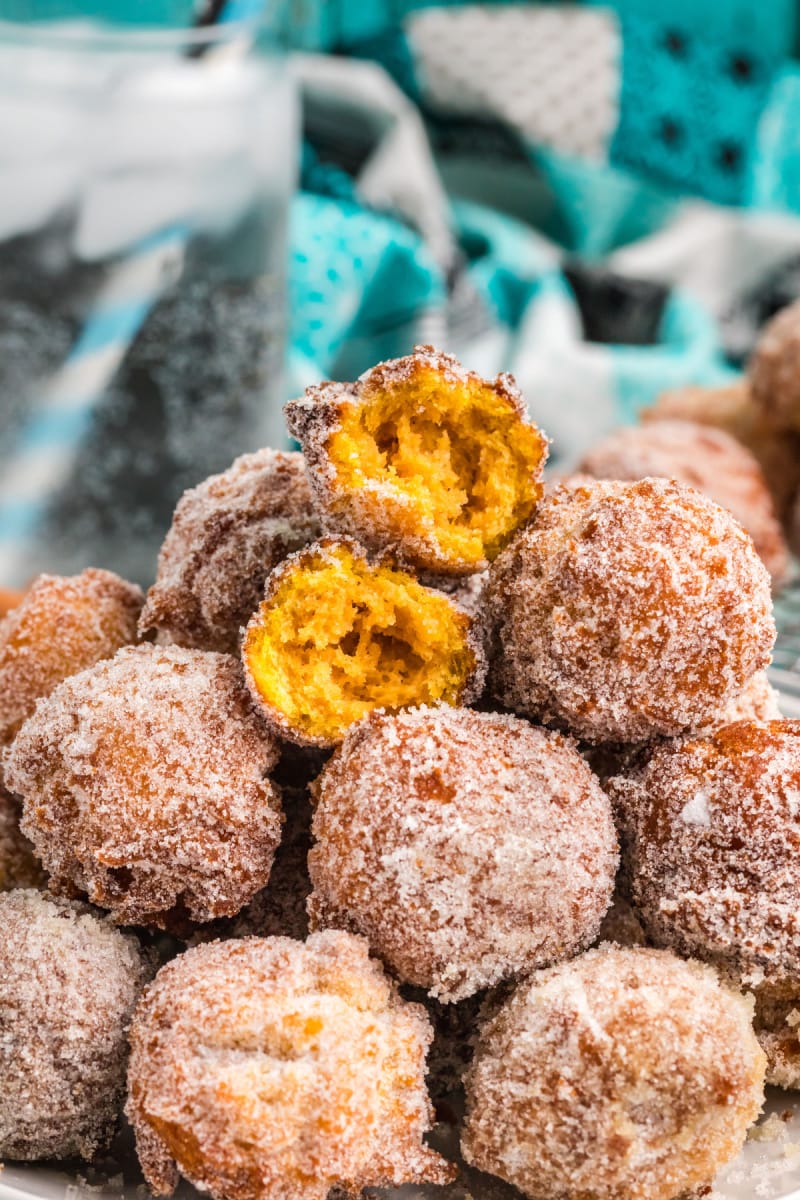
[408, 6, 621, 162]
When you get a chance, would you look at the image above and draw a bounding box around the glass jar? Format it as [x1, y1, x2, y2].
[0, 4, 296, 587]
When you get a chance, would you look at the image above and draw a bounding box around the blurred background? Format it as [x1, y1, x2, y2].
[1, 0, 800, 586]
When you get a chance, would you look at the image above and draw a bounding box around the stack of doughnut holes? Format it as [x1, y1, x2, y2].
[2, 321, 800, 1200]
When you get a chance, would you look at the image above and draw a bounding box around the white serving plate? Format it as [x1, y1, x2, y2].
[3, 1088, 800, 1200]
[3, 684, 800, 1200]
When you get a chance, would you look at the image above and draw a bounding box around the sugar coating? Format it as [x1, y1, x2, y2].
[749, 299, 800, 431]
[609, 721, 800, 987]
[307, 706, 618, 1002]
[0, 786, 45, 891]
[582, 670, 781, 790]
[644, 380, 800, 523]
[0, 889, 151, 1161]
[431, 568, 488, 617]
[4, 644, 282, 931]
[140, 449, 320, 655]
[0, 568, 142, 771]
[461, 945, 766, 1200]
[486, 478, 775, 743]
[286, 345, 546, 577]
[700, 669, 782, 732]
[126, 931, 454, 1200]
[578, 420, 788, 586]
[194, 785, 312, 945]
[748, 979, 800, 1089]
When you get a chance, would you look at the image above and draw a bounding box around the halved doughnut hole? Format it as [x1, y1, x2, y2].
[244, 544, 476, 744]
[326, 368, 546, 568]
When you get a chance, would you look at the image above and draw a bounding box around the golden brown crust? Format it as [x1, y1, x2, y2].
[486, 477, 775, 743]
[286, 346, 547, 576]
[578, 419, 788, 587]
[0, 568, 143, 771]
[308, 705, 618, 1001]
[242, 537, 487, 749]
[4, 644, 282, 931]
[609, 721, 800, 987]
[461, 946, 766, 1200]
[126, 932, 454, 1200]
[140, 449, 320, 654]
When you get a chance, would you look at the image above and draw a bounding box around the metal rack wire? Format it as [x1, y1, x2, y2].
[770, 574, 800, 700]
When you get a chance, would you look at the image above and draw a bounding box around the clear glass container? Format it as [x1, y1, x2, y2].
[0, 4, 296, 587]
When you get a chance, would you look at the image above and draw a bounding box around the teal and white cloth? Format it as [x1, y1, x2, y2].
[4, 0, 800, 583]
[288, 0, 800, 465]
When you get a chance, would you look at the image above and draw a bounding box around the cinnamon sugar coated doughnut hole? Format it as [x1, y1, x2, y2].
[242, 538, 485, 747]
[610, 722, 800, 982]
[578, 419, 788, 586]
[285, 346, 547, 576]
[0, 890, 151, 1161]
[608, 721, 800, 1083]
[0, 787, 45, 891]
[4, 643, 282, 930]
[307, 706, 618, 1001]
[643, 379, 800, 523]
[0, 568, 142, 762]
[126, 931, 454, 1200]
[139, 449, 320, 654]
[645, 380, 754, 437]
[461, 946, 766, 1200]
[749, 299, 800, 430]
[486, 477, 775, 743]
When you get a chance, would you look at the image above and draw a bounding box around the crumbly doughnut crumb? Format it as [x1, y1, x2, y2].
[286, 346, 547, 576]
[243, 538, 486, 748]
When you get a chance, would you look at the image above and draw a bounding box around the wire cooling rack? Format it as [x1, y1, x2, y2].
[770, 573, 800, 700]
